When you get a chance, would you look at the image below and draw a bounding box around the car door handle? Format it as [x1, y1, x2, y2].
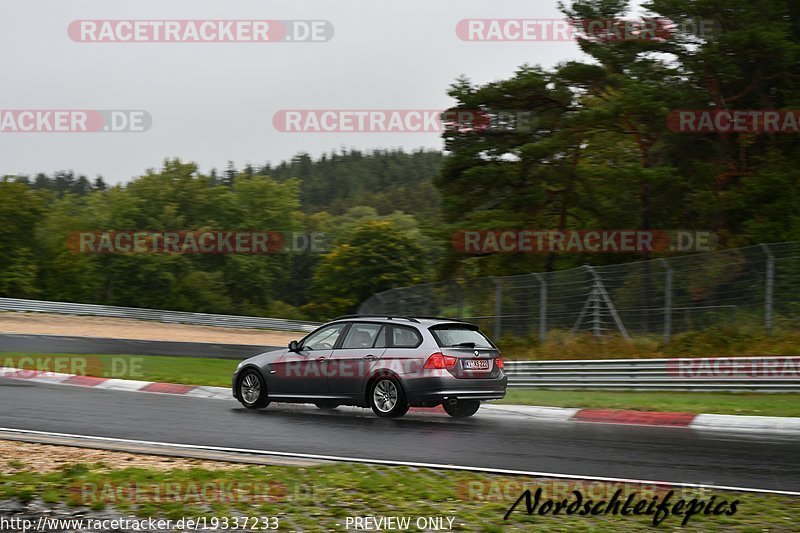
[363, 354, 377, 360]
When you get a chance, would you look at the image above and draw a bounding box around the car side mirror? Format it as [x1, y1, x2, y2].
[288, 340, 299, 352]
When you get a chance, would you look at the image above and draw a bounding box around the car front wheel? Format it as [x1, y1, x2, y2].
[443, 400, 480, 418]
[369, 377, 409, 418]
[238, 369, 270, 409]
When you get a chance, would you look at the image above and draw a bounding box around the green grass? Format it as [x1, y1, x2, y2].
[1, 460, 797, 531]
[0, 352, 237, 387]
[498, 389, 800, 417]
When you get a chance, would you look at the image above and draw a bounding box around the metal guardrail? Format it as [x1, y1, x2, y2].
[504, 357, 800, 392]
[0, 298, 321, 333]
[2, 298, 796, 392]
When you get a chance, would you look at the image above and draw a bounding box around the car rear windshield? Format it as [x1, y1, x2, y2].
[429, 325, 494, 349]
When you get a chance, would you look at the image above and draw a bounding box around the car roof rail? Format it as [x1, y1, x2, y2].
[412, 315, 466, 322]
[332, 314, 421, 323]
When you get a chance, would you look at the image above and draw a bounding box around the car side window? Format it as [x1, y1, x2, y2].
[302, 324, 346, 351]
[341, 323, 382, 349]
[391, 325, 422, 348]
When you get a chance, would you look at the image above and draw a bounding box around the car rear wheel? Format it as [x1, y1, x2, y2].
[369, 377, 409, 418]
[238, 369, 270, 409]
[443, 400, 480, 418]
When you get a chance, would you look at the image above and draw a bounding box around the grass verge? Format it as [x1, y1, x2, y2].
[497, 326, 800, 360]
[2, 446, 798, 532]
[0, 352, 237, 388]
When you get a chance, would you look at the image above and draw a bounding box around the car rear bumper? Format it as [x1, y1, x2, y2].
[403, 374, 507, 406]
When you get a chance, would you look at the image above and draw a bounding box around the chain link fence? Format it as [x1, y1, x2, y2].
[358, 242, 800, 343]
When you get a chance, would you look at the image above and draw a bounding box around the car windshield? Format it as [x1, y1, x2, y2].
[430, 326, 494, 349]
[302, 324, 345, 350]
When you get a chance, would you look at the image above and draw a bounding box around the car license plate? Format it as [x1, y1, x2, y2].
[462, 359, 490, 370]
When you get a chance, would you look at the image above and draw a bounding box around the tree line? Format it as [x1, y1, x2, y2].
[1, 151, 441, 319]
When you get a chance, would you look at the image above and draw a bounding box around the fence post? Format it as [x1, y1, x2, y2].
[533, 273, 547, 342]
[492, 277, 502, 339]
[580, 266, 630, 340]
[659, 259, 673, 344]
[760, 243, 774, 334]
[592, 284, 601, 339]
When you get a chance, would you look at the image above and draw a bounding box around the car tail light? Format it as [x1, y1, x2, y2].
[495, 357, 505, 369]
[423, 352, 457, 369]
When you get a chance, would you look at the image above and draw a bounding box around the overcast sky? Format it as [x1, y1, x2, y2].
[0, 0, 603, 184]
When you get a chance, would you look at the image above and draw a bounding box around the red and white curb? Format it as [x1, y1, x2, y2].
[0, 367, 230, 400]
[3, 367, 800, 434]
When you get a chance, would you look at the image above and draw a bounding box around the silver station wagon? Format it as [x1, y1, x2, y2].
[232, 315, 507, 418]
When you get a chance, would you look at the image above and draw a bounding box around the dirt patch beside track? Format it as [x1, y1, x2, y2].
[0, 439, 247, 474]
[0, 312, 301, 346]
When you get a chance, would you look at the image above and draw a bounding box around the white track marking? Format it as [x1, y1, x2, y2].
[0, 427, 797, 496]
[692, 414, 800, 434]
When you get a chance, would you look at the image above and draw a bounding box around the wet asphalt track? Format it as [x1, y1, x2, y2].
[0, 377, 798, 493]
[0, 333, 275, 359]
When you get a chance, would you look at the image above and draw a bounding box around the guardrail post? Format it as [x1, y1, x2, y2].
[492, 277, 502, 340]
[760, 243, 774, 335]
[533, 273, 547, 342]
[659, 259, 673, 344]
